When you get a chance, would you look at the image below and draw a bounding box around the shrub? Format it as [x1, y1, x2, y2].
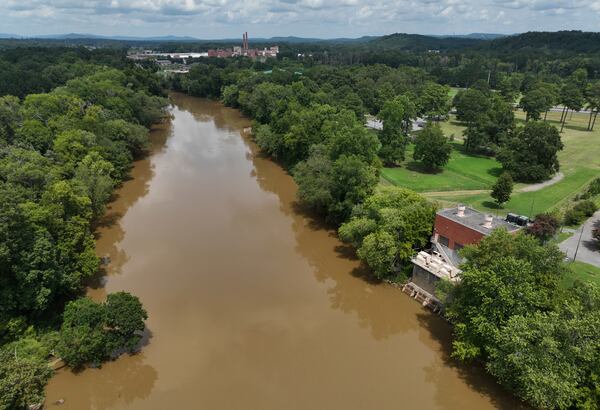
[577, 178, 600, 200]
[564, 200, 598, 225]
[527, 213, 560, 242]
[574, 200, 598, 217]
[564, 208, 586, 226]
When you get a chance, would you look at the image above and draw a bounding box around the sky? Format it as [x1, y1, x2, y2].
[1, 0, 600, 39]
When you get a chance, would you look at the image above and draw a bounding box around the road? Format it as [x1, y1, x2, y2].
[560, 210, 600, 267]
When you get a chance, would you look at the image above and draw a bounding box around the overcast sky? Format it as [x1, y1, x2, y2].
[1, 0, 600, 38]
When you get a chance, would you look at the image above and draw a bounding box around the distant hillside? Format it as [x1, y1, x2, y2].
[487, 31, 600, 53]
[367, 33, 483, 51]
[31, 33, 200, 42]
[264, 36, 376, 44]
[436, 33, 508, 40]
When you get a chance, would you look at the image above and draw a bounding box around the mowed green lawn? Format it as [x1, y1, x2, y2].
[386, 109, 600, 216]
[563, 261, 600, 288]
[381, 142, 502, 192]
[435, 167, 599, 216]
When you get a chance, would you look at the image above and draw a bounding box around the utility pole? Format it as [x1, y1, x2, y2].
[529, 197, 536, 219]
[573, 220, 586, 263]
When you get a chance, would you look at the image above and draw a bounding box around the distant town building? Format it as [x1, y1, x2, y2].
[127, 33, 278, 63]
[207, 32, 279, 59]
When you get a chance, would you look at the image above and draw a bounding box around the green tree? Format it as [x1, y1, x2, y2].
[339, 187, 436, 278]
[490, 172, 513, 206]
[453, 88, 490, 124]
[74, 152, 115, 219]
[446, 230, 564, 361]
[327, 155, 379, 224]
[419, 82, 450, 120]
[357, 231, 398, 279]
[559, 82, 584, 132]
[497, 73, 522, 103]
[413, 124, 451, 170]
[105, 292, 147, 352]
[293, 145, 334, 217]
[497, 121, 563, 182]
[487, 312, 581, 409]
[52, 130, 98, 176]
[377, 95, 416, 165]
[0, 96, 22, 145]
[585, 81, 600, 131]
[221, 84, 240, 107]
[487, 282, 600, 409]
[56, 298, 108, 369]
[0, 348, 52, 410]
[463, 95, 514, 155]
[520, 87, 554, 121]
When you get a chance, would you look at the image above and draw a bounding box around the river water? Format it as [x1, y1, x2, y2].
[45, 93, 516, 409]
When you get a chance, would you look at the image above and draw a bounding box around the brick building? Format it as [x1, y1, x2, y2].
[406, 205, 522, 309]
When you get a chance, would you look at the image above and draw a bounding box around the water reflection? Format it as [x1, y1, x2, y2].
[88, 120, 172, 297]
[47, 354, 157, 409]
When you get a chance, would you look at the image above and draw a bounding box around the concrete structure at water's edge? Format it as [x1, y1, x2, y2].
[405, 205, 523, 310]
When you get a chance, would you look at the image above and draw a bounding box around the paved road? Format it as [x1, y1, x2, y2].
[560, 210, 600, 267]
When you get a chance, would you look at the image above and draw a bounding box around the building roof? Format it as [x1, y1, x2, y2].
[412, 251, 461, 282]
[437, 206, 521, 235]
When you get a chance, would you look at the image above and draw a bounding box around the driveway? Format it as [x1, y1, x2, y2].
[560, 210, 600, 267]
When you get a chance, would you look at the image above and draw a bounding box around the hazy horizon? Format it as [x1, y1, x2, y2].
[2, 0, 599, 40]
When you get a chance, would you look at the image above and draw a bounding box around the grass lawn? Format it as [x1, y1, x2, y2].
[562, 261, 600, 287]
[431, 167, 599, 216]
[552, 231, 575, 244]
[381, 142, 502, 192]
[384, 109, 600, 216]
[438, 115, 466, 140]
[448, 87, 462, 99]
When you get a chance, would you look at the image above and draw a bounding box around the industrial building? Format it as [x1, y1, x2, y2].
[208, 32, 279, 59]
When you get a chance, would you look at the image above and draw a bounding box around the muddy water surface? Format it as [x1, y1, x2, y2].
[45, 93, 516, 410]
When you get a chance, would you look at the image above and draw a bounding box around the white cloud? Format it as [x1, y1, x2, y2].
[0, 0, 598, 37]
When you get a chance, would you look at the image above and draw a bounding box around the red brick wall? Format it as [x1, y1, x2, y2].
[434, 214, 485, 250]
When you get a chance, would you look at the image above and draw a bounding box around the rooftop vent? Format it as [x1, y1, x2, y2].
[483, 215, 493, 229]
[457, 205, 466, 218]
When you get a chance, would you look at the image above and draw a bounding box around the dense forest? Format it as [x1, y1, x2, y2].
[0, 48, 166, 409]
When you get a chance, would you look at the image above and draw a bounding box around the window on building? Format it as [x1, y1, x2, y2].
[455, 243, 464, 251]
[438, 235, 449, 247]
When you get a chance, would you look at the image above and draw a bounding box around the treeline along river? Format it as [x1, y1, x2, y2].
[45, 93, 520, 409]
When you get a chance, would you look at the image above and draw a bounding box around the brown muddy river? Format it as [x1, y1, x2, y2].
[45, 93, 516, 409]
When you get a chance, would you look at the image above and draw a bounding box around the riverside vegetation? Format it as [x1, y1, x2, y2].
[0, 48, 166, 409]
